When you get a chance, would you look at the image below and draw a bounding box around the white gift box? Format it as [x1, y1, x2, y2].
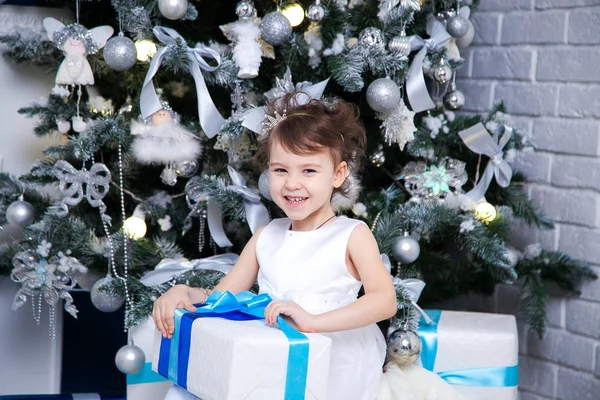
[152, 317, 332, 400]
[127, 318, 172, 400]
[418, 310, 519, 400]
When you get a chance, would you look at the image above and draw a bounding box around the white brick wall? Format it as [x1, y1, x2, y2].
[456, 1, 600, 398]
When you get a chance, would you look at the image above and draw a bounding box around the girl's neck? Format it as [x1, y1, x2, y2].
[289, 207, 337, 232]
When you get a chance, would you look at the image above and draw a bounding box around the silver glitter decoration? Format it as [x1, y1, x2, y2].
[387, 328, 422, 365]
[90, 276, 125, 312]
[366, 78, 401, 113]
[160, 167, 178, 186]
[307, 2, 325, 22]
[443, 89, 465, 110]
[158, 0, 188, 20]
[115, 341, 145, 374]
[456, 19, 475, 49]
[358, 27, 385, 50]
[370, 147, 386, 167]
[183, 176, 206, 234]
[392, 233, 420, 264]
[6, 200, 36, 228]
[388, 31, 411, 55]
[258, 169, 272, 201]
[53, 160, 111, 220]
[400, 158, 468, 202]
[51, 23, 101, 54]
[436, 9, 456, 24]
[236, 1, 255, 19]
[174, 160, 199, 177]
[431, 61, 453, 84]
[103, 33, 137, 71]
[447, 15, 470, 38]
[260, 11, 292, 46]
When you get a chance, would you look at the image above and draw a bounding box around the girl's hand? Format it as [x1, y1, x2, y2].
[264, 301, 318, 333]
[152, 284, 198, 339]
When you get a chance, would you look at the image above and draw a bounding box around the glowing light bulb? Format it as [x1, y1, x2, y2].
[282, 3, 305, 27]
[123, 216, 147, 239]
[135, 40, 157, 62]
[475, 202, 497, 224]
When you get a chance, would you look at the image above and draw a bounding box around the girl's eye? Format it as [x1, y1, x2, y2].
[272, 168, 287, 173]
[303, 169, 316, 174]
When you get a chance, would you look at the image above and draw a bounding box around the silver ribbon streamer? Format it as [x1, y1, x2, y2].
[140, 253, 238, 286]
[11, 250, 82, 318]
[241, 77, 330, 135]
[227, 166, 270, 233]
[406, 18, 452, 113]
[458, 122, 513, 203]
[382, 254, 432, 324]
[183, 176, 233, 248]
[53, 160, 111, 221]
[140, 26, 225, 138]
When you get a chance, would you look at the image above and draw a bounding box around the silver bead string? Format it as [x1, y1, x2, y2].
[118, 144, 134, 313]
[198, 211, 206, 252]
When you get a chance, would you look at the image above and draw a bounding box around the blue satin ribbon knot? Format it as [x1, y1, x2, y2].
[157, 291, 309, 400]
[418, 310, 518, 387]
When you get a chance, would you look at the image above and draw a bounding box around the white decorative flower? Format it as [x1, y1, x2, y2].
[523, 243, 542, 260]
[424, 115, 443, 139]
[460, 218, 476, 233]
[505, 148, 516, 163]
[158, 215, 173, 231]
[51, 85, 70, 97]
[352, 202, 368, 218]
[36, 240, 52, 258]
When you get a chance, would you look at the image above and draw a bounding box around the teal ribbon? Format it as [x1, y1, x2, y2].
[418, 310, 518, 387]
[126, 362, 167, 385]
[157, 291, 309, 399]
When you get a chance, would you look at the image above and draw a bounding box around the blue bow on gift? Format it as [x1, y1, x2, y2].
[157, 291, 310, 400]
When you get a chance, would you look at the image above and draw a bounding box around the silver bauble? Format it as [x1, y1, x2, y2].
[174, 160, 199, 178]
[115, 342, 145, 374]
[366, 78, 401, 113]
[388, 33, 411, 56]
[306, 3, 325, 22]
[158, 0, 188, 20]
[358, 27, 385, 50]
[260, 12, 293, 46]
[431, 62, 453, 84]
[236, 1, 255, 19]
[456, 20, 475, 49]
[258, 170, 272, 201]
[370, 150, 385, 168]
[436, 9, 456, 24]
[6, 200, 36, 228]
[387, 328, 422, 365]
[443, 89, 465, 110]
[90, 277, 125, 312]
[392, 234, 420, 264]
[103, 34, 137, 71]
[57, 120, 71, 134]
[447, 15, 469, 38]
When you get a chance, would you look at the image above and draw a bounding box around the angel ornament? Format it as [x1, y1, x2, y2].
[43, 17, 113, 86]
[131, 103, 202, 186]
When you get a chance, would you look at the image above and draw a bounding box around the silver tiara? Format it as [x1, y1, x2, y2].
[261, 109, 287, 134]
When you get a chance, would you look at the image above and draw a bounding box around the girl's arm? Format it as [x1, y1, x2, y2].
[153, 226, 264, 338]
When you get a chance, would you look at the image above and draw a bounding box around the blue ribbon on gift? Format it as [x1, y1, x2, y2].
[418, 310, 519, 387]
[157, 291, 310, 400]
[126, 362, 167, 385]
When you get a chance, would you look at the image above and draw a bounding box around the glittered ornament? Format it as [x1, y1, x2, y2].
[366, 78, 401, 113]
[431, 61, 453, 84]
[388, 31, 411, 55]
[260, 11, 292, 46]
[370, 147, 386, 168]
[258, 169, 272, 201]
[158, 0, 188, 20]
[443, 88, 465, 110]
[103, 33, 137, 71]
[387, 328, 422, 365]
[455, 19, 475, 49]
[447, 15, 469, 38]
[6, 200, 36, 228]
[115, 341, 145, 374]
[56, 119, 71, 134]
[174, 160, 199, 177]
[236, 1, 255, 19]
[358, 27, 385, 50]
[71, 116, 88, 133]
[306, 1, 325, 22]
[90, 276, 124, 312]
[392, 233, 420, 264]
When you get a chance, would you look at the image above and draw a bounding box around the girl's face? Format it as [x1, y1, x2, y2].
[268, 139, 347, 225]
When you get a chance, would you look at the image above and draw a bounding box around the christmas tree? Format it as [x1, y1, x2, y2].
[0, 0, 595, 347]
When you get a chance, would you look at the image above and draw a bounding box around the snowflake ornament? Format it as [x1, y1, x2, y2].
[400, 158, 468, 203]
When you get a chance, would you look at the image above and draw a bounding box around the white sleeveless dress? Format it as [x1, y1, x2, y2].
[256, 216, 387, 400]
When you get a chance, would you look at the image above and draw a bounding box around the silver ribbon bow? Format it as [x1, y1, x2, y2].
[227, 166, 270, 233]
[11, 250, 82, 318]
[184, 176, 233, 248]
[241, 77, 330, 135]
[53, 160, 111, 220]
[459, 122, 513, 202]
[382, 254, 432, 324]
[140, 26, 225, 138]
[140, 253, 238, 286]
[406, 18, 452, 113]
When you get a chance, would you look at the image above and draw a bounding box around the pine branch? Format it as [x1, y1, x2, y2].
[0, 30, 61, 68]
[520, 273, 548, 338]
[200, 175, 246, 222]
